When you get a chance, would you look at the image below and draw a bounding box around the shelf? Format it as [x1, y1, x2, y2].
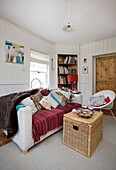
[57, 54, 78, 90]
[58, 74, 68, 76]
[58, 64, 77, 66]
[58, 84, 72, 86]
[58, 84, 77, 86]
[58, 84, 69, 85]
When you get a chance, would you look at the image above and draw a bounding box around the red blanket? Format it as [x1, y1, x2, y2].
[32, 103, 81, 143]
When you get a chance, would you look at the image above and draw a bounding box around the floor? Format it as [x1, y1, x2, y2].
[0, 130, 12, 147]
[0, 115, 116, 170]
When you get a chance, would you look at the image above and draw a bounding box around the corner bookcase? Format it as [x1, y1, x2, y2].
[57, 54, 78, 90]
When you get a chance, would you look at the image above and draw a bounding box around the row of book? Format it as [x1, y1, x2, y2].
[58, 66, 69, 74]
[58, 76, 77, 85]
[58, 66, 77, 74]
[64, 56, 77, 64]
[58, 76, 67, 84]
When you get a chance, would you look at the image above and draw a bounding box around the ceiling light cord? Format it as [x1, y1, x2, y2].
[63, 0, 74, 32]
[67, 0, 70, 24]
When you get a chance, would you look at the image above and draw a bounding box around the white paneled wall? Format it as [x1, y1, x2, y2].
[55, 44, 79, 54]
[0, 18, 116, 102]
[0, 84, 29, 97]
[79, 37, 116, 105]
[0, 19, 54, 95]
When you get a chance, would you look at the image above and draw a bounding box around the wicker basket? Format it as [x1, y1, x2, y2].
[63, 111, 103, 157]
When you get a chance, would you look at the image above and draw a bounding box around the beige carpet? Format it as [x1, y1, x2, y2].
[0, 115, 116, 170]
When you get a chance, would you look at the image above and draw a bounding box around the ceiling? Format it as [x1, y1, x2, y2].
[0, 0, 116, 44]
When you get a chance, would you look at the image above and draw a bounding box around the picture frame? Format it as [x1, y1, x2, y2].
[5, 40, 24, 64]
[82, 66, 88, 74]
[84, 58, 87, 63]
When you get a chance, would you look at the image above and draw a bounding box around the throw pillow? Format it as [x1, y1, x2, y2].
[31, 91, 43, 110]
[90, 95, 106, 107]
[105, 96, 111, 103]
[45, 95, 59, 108]
[59, 90, 71, 100]
[21, 97, 37, 114]
[39, 97, 52, 110]
[16, 103, 26, 111]
[50, 90, 68, 106]
[40, 89, 50, 96]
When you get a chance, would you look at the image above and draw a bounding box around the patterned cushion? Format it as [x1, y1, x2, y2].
[39, 97, 52, 110]
[31, 91, 43, 110]
[59, 90, 71, 100]
[50, 90, 68, 106]
[45, 95, 59, 108]
[90, 95, 106, 107]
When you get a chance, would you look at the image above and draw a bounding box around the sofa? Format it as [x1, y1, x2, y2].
[0, 89, 82, 154]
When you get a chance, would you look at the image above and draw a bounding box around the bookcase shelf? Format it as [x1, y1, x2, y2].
[57, 54, 78, 90]
[58, 64, 77, 66]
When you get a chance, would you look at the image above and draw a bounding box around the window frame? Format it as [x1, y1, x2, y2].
[30, 51, 49, 89]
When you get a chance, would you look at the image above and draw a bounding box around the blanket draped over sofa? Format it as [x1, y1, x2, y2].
[0, 89, 38, 137]
[32, 103, 81, 143]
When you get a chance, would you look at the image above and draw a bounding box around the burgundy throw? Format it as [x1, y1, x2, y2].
[32, 102, 82, 143]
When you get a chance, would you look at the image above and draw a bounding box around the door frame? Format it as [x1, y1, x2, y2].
[92, 53, 116, 94]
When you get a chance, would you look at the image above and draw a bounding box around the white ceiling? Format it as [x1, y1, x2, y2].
[0, 0, 116, 44]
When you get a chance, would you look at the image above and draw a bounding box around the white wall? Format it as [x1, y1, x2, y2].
[1, 19, 116, 104]
[79, 37, 116, 105]
[0, 19, 54, 96]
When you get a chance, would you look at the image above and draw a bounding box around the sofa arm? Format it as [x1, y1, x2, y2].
[17, 106, 32, 133]
[12, 106, 34, 151]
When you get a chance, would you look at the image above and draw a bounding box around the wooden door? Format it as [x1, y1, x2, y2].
[96, 55, 116, 111]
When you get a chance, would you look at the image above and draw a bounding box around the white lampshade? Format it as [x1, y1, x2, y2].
[63, 23, 74, 32]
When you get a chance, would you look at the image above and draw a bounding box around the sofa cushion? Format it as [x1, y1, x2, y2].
[59, 90, 72, 100]
[16, 103, 26, 111]
[39, 97, 52, 110]
[90, 95, 106, 107]
[31, 91, 43, 110]
[105, 96, 111, 103]
[21, 97, 37, 114]
[45, 95, 59, 108]
[50, 90, 68, 106]
[40, 89, 50, 96]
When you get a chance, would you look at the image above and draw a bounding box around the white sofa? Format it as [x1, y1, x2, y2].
[3, 92, 82, 154]
[6, 106, 62, 154]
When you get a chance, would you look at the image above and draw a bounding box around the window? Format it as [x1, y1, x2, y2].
[30, 50, 49, 89]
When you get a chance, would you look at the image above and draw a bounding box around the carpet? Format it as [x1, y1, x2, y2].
[0, 115, 116, 170]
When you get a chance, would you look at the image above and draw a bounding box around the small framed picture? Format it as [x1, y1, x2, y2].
[84, 58, 87, 63]
[82, 66, 88, 74]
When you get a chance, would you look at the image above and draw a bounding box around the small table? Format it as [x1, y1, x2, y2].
[62, 111, 103, 157]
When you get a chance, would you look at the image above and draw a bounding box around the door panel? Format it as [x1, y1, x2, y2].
[96, 56, 116, 111]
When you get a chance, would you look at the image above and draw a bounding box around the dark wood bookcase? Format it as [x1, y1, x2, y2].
[57, 54, 78, 90]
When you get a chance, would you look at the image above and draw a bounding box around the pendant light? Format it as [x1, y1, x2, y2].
[63, 0, 74, 32]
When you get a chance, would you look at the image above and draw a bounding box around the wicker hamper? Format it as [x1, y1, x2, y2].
[63, 111, 103, 157]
